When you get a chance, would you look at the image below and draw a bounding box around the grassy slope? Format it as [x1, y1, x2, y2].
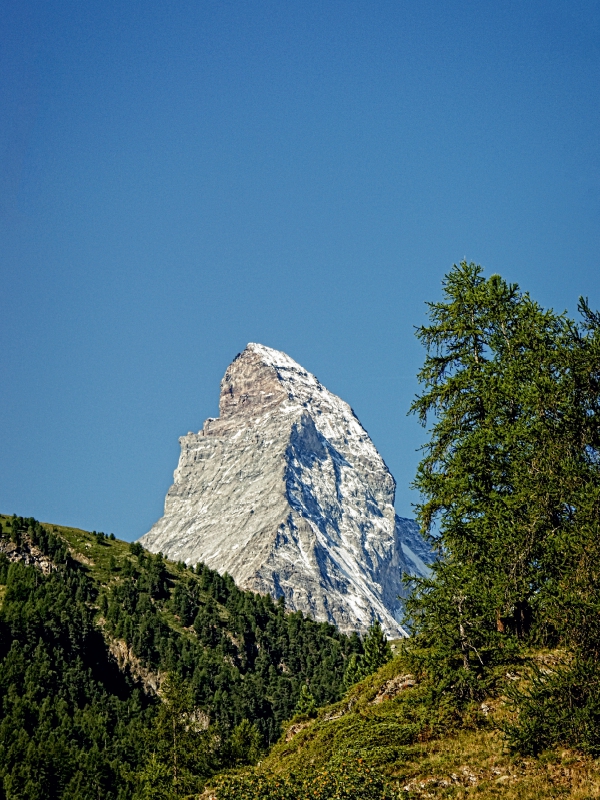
[224, 653, 600, 798]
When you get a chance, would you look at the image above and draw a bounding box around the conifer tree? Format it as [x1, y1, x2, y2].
[227, 719, 263, 765]
[295, 684, 317, 716]
[362, 620, 392, 674]
[342, 621, 392, 687]
[407, 261, 600, 729]
[343, 653, 363, 689]
[136, 674, 218, 799]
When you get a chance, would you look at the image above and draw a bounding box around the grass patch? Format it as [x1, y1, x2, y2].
[212, 655, 600, 798]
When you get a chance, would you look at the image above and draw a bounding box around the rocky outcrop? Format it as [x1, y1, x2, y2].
[105, 633, 162, 694]
[140, 343, 430, 637]
[0, 534, 55, 574]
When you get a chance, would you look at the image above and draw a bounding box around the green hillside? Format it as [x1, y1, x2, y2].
[0, 513, 360, 799]
[210, 653, 600, 800]
[3, 509, 597, 800]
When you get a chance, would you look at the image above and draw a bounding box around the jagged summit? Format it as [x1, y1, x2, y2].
[139, 344, 429, 637]
[246, 341, 305, 370]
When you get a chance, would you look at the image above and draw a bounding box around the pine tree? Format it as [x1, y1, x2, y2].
[342, 622, 392, 688]
[343, 653, 363, 689]
[407, 261, 600, 728]
[295, 683, 317, 716]
[227, 719, 263, 765]
[362, 620, 392, 674]
[136, 674, 218, 799]
[406, 262, 581, 695]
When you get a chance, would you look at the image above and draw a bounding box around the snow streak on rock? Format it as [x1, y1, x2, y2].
[140, 343, 430, 637]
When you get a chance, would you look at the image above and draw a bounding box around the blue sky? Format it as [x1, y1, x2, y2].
[2, 0, 599, 539]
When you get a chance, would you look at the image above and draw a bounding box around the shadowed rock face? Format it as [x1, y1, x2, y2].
[139, 343, 429, 637]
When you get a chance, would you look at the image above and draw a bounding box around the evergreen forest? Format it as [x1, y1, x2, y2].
[0, 515, 367, 798]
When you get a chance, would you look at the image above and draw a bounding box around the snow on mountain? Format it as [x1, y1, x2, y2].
[139, 343, 431, 638]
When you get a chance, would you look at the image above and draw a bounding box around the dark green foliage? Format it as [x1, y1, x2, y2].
[362, 621, 392, 675]
[213, 761, 395, 800]
[406, 262, 600, 751]
[0, 555, 9, 584]
[226, 719, 263, 767]
[0, 514, 362, 796]
[94, 530, 107, 546]
[134, 674, 220, 798]
[407, 262, 570, 692]
[103, 554, 359, 746]
[4, 517, 70, 563]
[0, 522, 155, 799]
[343, 621, 392, 688]
[294, 684, 316, 716]
[504, 659, 600, 756]
[343, 653, 362, 689]
[403, 559, 521, 701]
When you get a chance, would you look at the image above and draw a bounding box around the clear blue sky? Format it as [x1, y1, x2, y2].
[2, 1, 599, 540]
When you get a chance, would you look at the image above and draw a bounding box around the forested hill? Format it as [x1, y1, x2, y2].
[0, 513, 363, 799]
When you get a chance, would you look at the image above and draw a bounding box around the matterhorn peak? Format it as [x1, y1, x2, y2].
[140, 344, 429, 637]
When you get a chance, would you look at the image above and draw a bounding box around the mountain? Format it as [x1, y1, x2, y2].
[140, 343, 430, 638]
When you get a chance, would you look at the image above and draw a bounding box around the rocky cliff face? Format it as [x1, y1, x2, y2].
[140, 343, 429, 637]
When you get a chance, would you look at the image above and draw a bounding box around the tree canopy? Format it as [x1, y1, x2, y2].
[0, 515, 366, 798]
[406, 261, 600, 751]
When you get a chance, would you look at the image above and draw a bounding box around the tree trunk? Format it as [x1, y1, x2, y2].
[496, 609, 505, 633]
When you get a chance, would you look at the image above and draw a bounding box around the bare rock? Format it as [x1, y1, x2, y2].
[371, 673, 416, 704]
[140, 343, 430, 637]
[0, 535, 55, 574]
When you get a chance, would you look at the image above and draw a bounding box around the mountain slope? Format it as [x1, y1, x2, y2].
[0, 516, 153, 799]
[211, 654, 600, 799]
[141, 343, 430, 637]
[2, 514, 599, 799]
[0, 513, 361, 798]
